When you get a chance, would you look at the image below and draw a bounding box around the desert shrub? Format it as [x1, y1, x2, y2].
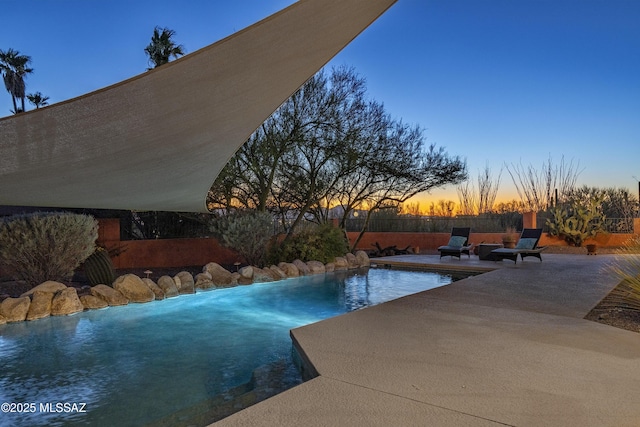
[269, 222, 348, 264]
[211, 210, 274, 267]
[0, 212, 98, 286]
[565, 186, 638, 220]
[606, 236, 640, 311]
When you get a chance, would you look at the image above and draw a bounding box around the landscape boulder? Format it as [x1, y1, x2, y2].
[292, 259, 310, 275]
[194, 272, 215, 290]
[228, 274, 245, 287]
[346, 253, 359, 269]
[355, 250, 370, 267]
[91, 284, 129, 306]
[21, 281, 67, 297]
[172, 275, 182, 290]
[142, 278, 165, 300]
[252, 267, 276, 283]
[80, 294, 109, 310]
[277, 262, 299, 277]
[334, 257, 349, 271]
[204, 262, 234, 286]
[175, 271, 195, 294]
[306, 260, 325, 275]
[239, 266, 254, 279]
[0, 314, 6, 325]
[113, 274, 155, 303]
[26, 290, 53, 321]
[325, 262, 335, 273]
[233, 272, 252, 286]
[269, 265, 287, 279]
[157, 276, 179, 298]
[0, 296, 31, 322]
[51, 287, 84, 316]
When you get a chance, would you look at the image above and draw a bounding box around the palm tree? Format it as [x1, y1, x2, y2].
[0, 48, 34, 114]
[27, 91, 49, 109]
[144, 26, 186, 69]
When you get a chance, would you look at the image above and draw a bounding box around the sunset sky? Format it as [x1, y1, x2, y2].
[2, 0, 639, 209]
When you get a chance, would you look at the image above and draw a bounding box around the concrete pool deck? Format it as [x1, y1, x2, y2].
[213, 254, 640, 426]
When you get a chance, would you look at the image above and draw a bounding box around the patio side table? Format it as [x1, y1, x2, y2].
[478, 243, 503, 261]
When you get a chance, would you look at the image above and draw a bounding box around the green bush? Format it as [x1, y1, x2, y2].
[269, 223, 348, 264]
[0, 212, 98, 286]
[212, 210, 274, 267]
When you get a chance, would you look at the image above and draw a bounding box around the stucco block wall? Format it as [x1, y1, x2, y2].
[95, 217, 638, 270]
[96, 219, 240, 269]
[347, 230, 637, 252]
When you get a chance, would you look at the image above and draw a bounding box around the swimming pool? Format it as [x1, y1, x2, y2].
[0, 268, 458, 426]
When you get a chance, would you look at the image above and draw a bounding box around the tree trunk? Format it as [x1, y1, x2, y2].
[282, 199, 315, 243]
[350, 208, 374, 251]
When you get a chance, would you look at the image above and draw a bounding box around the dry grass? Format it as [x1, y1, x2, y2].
[585, 236, 640, 333]
[602, 236, 640, 312]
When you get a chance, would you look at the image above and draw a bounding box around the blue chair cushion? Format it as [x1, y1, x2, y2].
[515, 237, 537, 250]
[447, 235, 467, 248]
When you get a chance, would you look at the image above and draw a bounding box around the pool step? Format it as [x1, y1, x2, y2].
[250, 357, 302, 402]
[146, 358, 302, 426]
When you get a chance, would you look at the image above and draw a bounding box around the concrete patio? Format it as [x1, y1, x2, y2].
[213, 254, 640, 426]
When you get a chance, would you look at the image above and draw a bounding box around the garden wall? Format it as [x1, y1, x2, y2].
[96, 215, 640, 269]
[345, 231, 637, 253]
[346, 214, 640, 252]
[97, 219, 241, 269]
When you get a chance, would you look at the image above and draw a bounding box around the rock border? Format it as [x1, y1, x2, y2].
[0, 251, 370, 325]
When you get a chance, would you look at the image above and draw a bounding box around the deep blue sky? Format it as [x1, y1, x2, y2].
[2, 0, 639, 205]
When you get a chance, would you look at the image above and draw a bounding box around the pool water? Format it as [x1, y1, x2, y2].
[0, 268, 456, 426]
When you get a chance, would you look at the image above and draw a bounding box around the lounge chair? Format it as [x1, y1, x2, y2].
[438, 227, 473, 259]
[490, 228, 545, 263]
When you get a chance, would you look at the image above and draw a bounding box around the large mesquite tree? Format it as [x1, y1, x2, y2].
[209, 66, 467, 246]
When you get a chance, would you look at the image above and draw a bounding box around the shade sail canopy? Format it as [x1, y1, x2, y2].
[0, 0, 396, 212]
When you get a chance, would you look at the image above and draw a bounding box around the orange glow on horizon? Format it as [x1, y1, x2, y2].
[406, 187, 523, 213]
